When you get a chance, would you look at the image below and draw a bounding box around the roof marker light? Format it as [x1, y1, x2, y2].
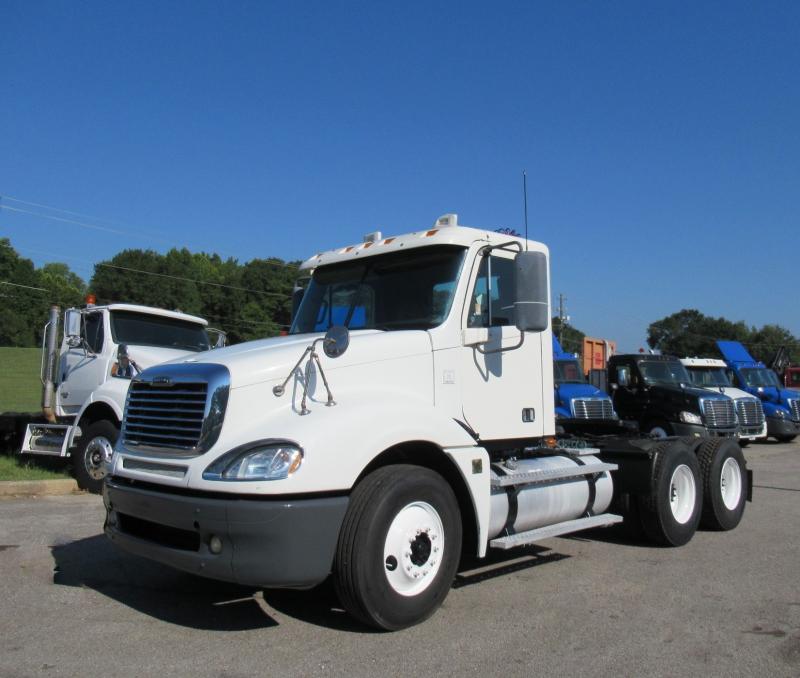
[383, 237, 395, 245]
[425, 229, 439, 237]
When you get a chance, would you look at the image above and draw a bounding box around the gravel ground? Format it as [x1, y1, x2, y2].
[1, 441, 798, 677]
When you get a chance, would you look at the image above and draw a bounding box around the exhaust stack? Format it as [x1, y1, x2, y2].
[42, 305, 60, 423]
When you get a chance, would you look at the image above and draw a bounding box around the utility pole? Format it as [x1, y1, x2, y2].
[557, 293, 567, 343]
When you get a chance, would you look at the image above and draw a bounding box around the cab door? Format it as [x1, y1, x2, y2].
[458, 250, 549, 441]
[58, 311, 109, 414]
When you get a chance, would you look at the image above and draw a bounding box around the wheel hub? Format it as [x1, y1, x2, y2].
[383, 501, 444, 597]
[668, 463, 696, 525]
[84, 436, 114, 481]
[720, 457, 743, 510]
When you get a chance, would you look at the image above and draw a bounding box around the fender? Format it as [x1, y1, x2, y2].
[69, 381, 128, 448]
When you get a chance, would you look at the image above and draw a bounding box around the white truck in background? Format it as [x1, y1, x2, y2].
[104, 215, 752, 630]
[680, 357, 767, 446]
[22, 303, 224, 492]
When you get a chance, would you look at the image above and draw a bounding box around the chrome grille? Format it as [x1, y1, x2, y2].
[702, 399, 736, 428]
[121, 363, 230, 455]
[572, 398, 615, 420]
[735, 398, 764, 427]
[124, 381, 207, 449]
[791, 399, 800, 422]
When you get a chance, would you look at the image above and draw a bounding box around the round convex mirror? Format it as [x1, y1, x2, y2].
[323, 325, 349, 359]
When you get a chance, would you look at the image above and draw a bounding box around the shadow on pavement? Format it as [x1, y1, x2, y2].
[51, 535, 277, 631]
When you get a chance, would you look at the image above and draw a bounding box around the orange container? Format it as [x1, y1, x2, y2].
[582, 337, 617, 376]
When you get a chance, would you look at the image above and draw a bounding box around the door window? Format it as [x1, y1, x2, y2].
[83, 312, 104, 353]
[467, 255, 515, 327]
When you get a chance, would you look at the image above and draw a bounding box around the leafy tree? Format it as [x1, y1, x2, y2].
[552, 317, 585, 355]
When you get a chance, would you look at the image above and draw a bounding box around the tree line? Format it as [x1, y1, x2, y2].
[0, 238, 298, 346]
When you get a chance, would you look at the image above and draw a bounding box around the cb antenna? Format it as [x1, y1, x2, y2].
[522, 170, 529, 251]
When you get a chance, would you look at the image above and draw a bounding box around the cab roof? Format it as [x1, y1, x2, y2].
[75, 303, 208, 326]
[299, 214, 547, 271]
[681, 357, 727, 368]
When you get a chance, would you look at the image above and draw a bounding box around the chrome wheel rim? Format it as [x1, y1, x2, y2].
[650, 426, 669, 439]
[383, 501, 444, 597]
[669, 464, 696, 524]
[720, 457, 742, 510]
[84, 436, 114, 481]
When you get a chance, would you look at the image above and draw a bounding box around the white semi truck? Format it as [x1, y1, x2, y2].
[680, 357, 767, 446]
[104, 215, 751, 630]
[22, 303, 223, 492]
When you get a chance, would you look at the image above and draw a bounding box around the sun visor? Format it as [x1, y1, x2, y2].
[716, 340, 756, 365]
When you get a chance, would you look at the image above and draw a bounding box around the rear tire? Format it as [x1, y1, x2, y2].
[72, 420, 119, 494]
[696, 438, 747, 531]
[638, 441, 702, 546]
[334, 465, 462, 630]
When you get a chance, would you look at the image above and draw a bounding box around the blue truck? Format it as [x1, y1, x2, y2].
[717, 340, 800, 443]
[552, 336, 619, 433]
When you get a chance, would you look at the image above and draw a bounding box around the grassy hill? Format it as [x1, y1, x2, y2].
[0, 347, 42, 414]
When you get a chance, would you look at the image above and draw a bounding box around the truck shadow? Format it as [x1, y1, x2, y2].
[50, 536, 573, 633]
[51, 535, 277, 632]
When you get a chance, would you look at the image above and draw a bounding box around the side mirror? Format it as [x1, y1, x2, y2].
[207, 328, 227, 349]
[513, 251, 549, 333]
[64, 310, 81, 347]
[323, 325, 349, 359]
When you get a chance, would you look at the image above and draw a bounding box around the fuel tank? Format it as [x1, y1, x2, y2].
[488, 454, 614, 538]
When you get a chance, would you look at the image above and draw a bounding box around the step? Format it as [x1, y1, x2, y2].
[491, 461, 617, 488]
[489, 513, 624, 550]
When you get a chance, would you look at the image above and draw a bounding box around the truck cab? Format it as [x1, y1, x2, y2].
[608, 354, 738, 438]
[680, 357, 766, 446]
[717, 340, 800, 442]
[552, 335, 618, 433]
[22, 303, 220, 491]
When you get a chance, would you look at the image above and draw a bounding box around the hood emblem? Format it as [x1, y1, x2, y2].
[152, 376, 173, 387]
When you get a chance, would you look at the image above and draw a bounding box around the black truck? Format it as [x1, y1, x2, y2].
[607, 354, 738, 438]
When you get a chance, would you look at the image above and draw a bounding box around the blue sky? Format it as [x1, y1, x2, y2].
[2, 1, 798, 350]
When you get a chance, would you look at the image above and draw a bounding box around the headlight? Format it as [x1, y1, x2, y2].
[203, 441, 303, 481]
[774, 409, 786, 419]
[679, 411, 703, 425]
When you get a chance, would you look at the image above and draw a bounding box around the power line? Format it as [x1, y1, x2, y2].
[0, 280, 47, 292]
[0, 240, 292, 298]
[0, 194, 300, 270]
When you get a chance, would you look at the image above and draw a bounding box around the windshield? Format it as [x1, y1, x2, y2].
[554, 359, 585, 384]
[639, 360, 692, 386]
[687, 367, 732, 387]
[740, 367, 781, 388]
[291, 246, 466, 333]
[110, 311, 210, 352]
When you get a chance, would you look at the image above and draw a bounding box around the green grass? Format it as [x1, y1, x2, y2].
[0, 347, 42, 414]
[0, 453, 70, 481]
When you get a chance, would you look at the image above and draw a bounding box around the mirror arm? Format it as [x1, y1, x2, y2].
[480, 240, 523, 256]
[476, 332, 525, 355]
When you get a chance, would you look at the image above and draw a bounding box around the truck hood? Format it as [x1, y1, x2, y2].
[554, 383, 608, 403]
[125, 345, 202, 371]
[753, 386, 800, 407]
[696, 385, 757, 402]
[646, 383, 727, 410]
[169, 330, 432, 390]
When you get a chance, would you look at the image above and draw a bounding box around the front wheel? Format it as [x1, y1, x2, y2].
[696, 438, 747, 530]
[72, 420, 119, 494]
[334, 465, 462, 630]
[638, 441, 702, 546]
[775, 435, 796, 443]
[738, 438, 750, 448]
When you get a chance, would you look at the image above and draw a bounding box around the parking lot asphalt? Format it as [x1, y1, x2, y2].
[1, 441, 799, 678]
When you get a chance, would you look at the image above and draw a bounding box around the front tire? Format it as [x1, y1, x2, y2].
[696, 438, 747, 531]
[775, 435, 796, 443]
[334, 465, 462, 630]
[72, 420, 119, 494]
[638, 441, 702, 546]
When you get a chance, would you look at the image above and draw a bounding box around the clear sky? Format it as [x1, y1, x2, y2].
[2, 1, 799, 350]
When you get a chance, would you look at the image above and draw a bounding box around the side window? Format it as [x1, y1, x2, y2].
[467, 255, 515, 328]
[83, 312, 104, 353]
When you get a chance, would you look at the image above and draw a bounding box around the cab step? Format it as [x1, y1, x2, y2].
[491, 461, 617, 488]
[489, 513, 624, 550]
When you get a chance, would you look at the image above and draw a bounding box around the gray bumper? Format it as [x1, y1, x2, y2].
[104, 478, 349, 590]
[671, 423, 737, 438]
[766, 417, 800, 438]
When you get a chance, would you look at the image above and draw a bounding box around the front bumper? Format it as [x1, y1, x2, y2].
[558, 417, 624, 434]
[766, 417, 800, 438]
[104, 477, 349, 590]
[671, 423, 738, 438]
